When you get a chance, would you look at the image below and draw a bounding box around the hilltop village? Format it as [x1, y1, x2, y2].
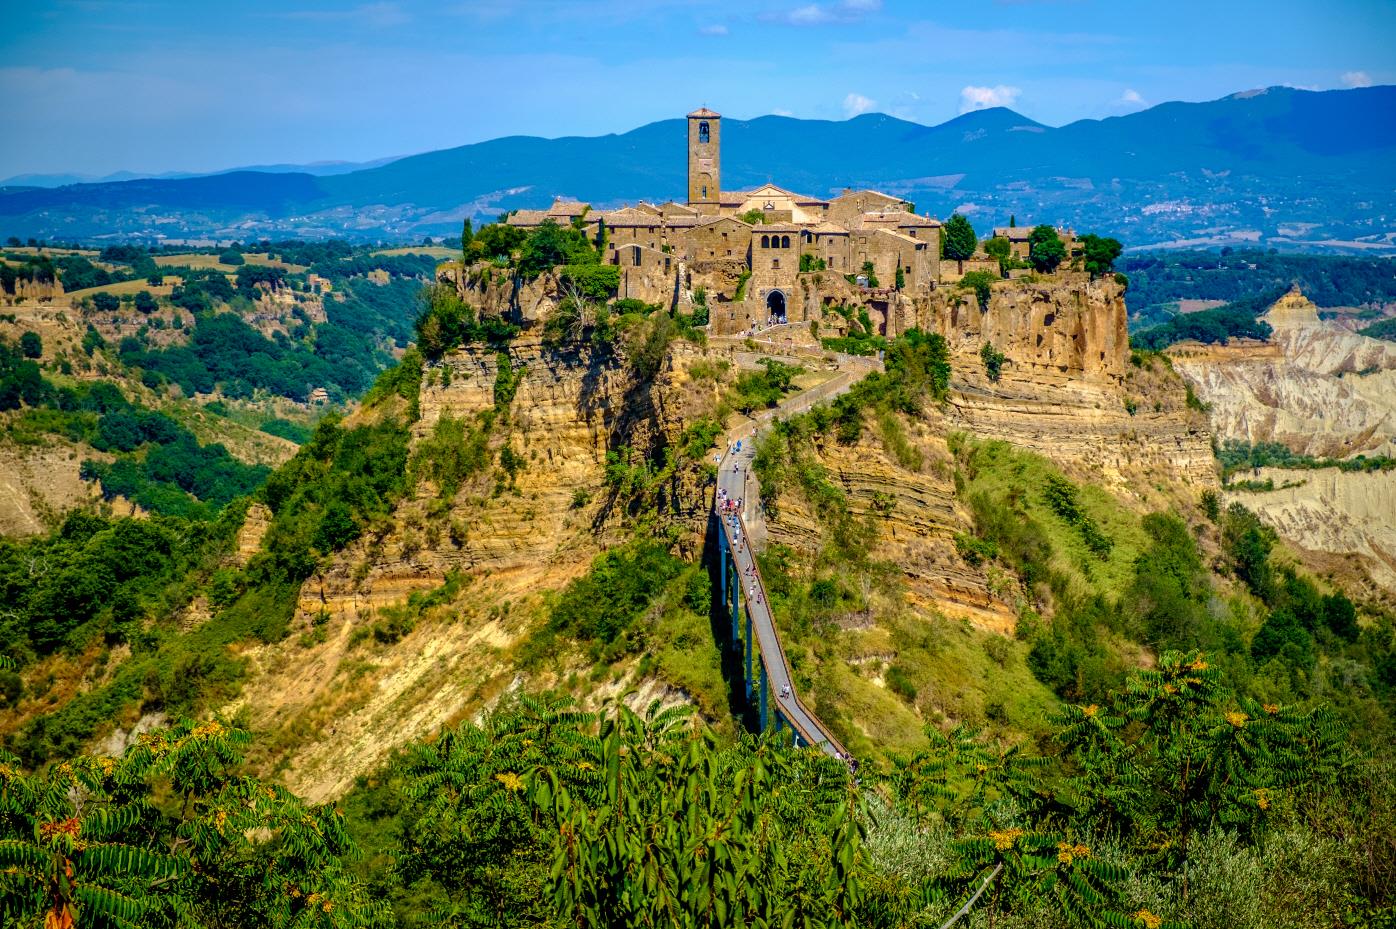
[501, 107, 1079, 337]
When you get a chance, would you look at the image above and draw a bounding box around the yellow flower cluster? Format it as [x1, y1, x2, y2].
[191, 721, 226, 740]
[1056, 842, 1091, 865]
[1133, 909, 1163, 929]
[1253, 788, 1271, 811]
[214, 809, 229, 833]
[1225, 711, 1249, 728]
[496, 771, 525, 792]
[989, 828, 1024, 850]
[1263, 703, 1279, 715]
[1188, 658, 1208, 671]
[1082, 705, 1100, 718]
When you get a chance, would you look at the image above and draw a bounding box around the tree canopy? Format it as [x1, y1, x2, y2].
[942, 213, 977, 262]
[1028, 225, 1066, 273]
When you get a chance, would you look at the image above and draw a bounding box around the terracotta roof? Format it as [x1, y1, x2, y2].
[807, 222, 850, 235]
[505, 210, 549, 226]
[596, 207, 661, 226]
[740, 183, 828, 205]
[897, 214, 942, 228]
[547, 199, 591, 216]
[832, 189, 905, 205]
[688, 107, 721, 118]
[754, 222, 803, 232]
[692, 216, 753, 230]
[993, 227, 1031, 239]
[664, 216, 702, 227]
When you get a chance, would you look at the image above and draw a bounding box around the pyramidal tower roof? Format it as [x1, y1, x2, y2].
[688, 107, 721, 118]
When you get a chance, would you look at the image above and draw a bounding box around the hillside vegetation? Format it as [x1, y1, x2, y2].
[2, 219, 1395, 928]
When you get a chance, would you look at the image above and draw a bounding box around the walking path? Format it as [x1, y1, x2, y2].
[713, 352, 880, 759]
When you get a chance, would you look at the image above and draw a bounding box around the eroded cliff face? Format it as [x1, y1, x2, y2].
[931, 277, 1216, 499]
[1164, 288, 1396, 594]
[760, 419, 1019, 633]
[1227, 467, 1396, 600]
[762, 276, 1215, 637]
[226, 337, 725, 801]
[1168, 288, 1396, 458]
[920, 274, 1131, 384]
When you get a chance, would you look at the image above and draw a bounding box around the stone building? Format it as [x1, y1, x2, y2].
[504, 106, 952, 331]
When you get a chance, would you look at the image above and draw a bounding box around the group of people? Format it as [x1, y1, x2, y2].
[741, 315, 788, 339]
[716, 485, 743, 518]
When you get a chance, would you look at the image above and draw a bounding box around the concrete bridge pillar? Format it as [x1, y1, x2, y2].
[759, 663, 769, 731]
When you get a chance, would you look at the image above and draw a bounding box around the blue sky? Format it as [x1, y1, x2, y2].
[2, 0, 1392, 178]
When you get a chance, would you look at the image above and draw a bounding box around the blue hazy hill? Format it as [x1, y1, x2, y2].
[2, 85, 1392, 248]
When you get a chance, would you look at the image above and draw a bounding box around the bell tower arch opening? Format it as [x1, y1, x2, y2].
[687, 107, 721, 214]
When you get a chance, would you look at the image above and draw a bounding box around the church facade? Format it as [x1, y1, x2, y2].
[506, 107, 944, 331]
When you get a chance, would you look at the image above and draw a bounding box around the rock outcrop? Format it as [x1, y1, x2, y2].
[1168, 287, 1396, 458]
[1227, 467, 1396, 598]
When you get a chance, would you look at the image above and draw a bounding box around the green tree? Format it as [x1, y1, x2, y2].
[471, 223, 525, 262]
[133, 290, 157, 314]
[894, 265, 905, 290]
[1080, 234, 1123, 277]
[460, 217, 474, 260]
[0, 720, 383, 929]
[983, 236, 1011, 274]
[942, 213, 977, 262]
[1028, 225, 1066, 273]
[91, 292, 120, 313]
[738, 208, 765, 225]
[959, 270, 996, 311]
[218, 248, 245, 266]
[19, 330, 42, 358]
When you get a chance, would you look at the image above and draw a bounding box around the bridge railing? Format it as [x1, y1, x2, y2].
[719, 512, 850, 760]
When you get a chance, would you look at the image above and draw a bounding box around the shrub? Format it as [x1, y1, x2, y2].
[980, 342, 1005, 381]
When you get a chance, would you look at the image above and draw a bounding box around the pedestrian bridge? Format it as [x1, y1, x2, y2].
[710, 359, 877, 761]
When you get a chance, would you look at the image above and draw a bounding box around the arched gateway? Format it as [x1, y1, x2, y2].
[765, 289, 787, 322]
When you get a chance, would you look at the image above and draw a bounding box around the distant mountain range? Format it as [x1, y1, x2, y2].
[3, 85, 1393, 251]
[0, 156, 404, 189]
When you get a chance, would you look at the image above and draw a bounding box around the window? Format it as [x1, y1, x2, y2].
[761, 235, 770, 248]
[773, 258, 780, 270]
[701, 186, 707, 199]
[698, 121, 710, 143]
[632, 249, 641, 266]
[781, 235, 790, 248]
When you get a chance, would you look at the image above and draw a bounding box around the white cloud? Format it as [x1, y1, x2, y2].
[786, 4, 832, 24]
[959, 84, 1021, 113]
[772, 108, 795, 116]
[843, 92, 876, 117]
[765, 0, 881, 26]
[1120, 88, 1145, 105]
[698, 23, 728, 35]
[1342, 70, 1373, 88]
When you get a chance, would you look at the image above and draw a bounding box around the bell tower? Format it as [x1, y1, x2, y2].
[687, 107, 721, 214]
